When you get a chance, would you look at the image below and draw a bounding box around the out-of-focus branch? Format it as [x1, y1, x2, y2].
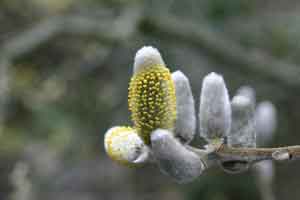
[1, 5, 142, 60]
[0, 58, 10, 133]
[0, 5, 142, 113]
[2, 18, 63, 60]
[3, 7, 300, 90]
[63, 6, 141, 43]
[141, 14, 300, 88]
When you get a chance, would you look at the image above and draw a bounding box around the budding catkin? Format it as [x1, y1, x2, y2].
[128, 65, 177, 144]
[104, 126, 146, 166]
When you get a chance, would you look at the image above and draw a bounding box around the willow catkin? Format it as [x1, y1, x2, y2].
[104, 126, 147, 166]
[128, 65, 176, 144]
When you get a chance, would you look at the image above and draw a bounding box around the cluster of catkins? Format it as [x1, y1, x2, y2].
[104, 46, 276, 183]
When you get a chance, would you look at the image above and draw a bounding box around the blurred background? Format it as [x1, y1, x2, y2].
[1, 0, 300, 200]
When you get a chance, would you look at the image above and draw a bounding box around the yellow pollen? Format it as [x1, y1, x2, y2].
[128, 65, 177, 144]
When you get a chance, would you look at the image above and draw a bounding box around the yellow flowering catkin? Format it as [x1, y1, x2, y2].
[128, 65, 177, 144]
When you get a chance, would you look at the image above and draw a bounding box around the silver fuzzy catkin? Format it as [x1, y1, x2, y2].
[151, 129, 205, 183]
[236, 86, 256, 105]
[172, 71, 196, 143]
[228, 95, 256, 148]
[199, 73, 231, 143]
[255, 101, 277, 145]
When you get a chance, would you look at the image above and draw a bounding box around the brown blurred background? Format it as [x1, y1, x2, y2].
[1, 0, 300, 200]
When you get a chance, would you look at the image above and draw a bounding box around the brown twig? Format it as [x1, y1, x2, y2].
[216, 144, 300, 162]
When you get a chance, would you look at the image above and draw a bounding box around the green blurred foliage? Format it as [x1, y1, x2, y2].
[205, 0, 254, 22]
[183, 171, 260, 200]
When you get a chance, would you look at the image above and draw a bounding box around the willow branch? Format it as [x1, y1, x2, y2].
[187, 144, 300, 171]
[215, 144, 300, 163]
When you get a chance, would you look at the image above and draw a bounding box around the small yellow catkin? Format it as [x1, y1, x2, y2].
[104, 126, 144, 166]
[128, 65, 177, 144]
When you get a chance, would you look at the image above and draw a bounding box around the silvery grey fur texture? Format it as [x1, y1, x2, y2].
[255, 101, 277, 146]
[172, 70, 196, 143]
[151, 129, 205, 183]
[228, 95, 256, 148]
[199, 72, 231, 143]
